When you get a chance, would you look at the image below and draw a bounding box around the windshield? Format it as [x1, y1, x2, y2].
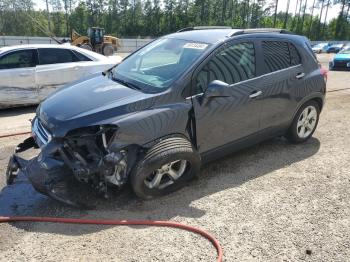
[339, 47, 350, 54]
[112, 38, 209, 93]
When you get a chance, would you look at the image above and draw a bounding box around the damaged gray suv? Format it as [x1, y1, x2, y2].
[7, 27, 327, 206]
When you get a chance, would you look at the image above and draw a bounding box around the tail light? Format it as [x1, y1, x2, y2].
[320, 67, 328, 83]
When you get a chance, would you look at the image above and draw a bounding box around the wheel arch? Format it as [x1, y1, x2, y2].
[108, 133, 200, 182]
[292, 93, 325, 122]
[311, 97, 324, 111]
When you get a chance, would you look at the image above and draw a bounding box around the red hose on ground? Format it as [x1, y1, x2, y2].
[0, 131, 31, 139]
[0, 132, 224, 261]
[0, 216, 223, 262]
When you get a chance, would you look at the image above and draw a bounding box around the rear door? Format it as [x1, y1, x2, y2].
[192, 40, 264, 153]
[0, 49, 38, 107]
[36, 48, 86, 101]
[258, 39, 305, 131]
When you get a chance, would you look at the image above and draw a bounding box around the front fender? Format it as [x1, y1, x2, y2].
[110, 102, 192, 149]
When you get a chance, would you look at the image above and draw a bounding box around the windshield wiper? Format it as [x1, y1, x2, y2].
[112, 77, 141, 91]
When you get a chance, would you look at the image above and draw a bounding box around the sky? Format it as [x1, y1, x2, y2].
[33, 0, 342, 23]
[277, 0, 341, 23]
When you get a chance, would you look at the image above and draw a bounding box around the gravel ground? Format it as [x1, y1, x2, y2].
[0, 53, 350, 261]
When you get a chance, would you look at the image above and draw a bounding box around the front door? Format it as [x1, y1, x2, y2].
[192, 41, 263, 153]
[0, 49, 38, 107]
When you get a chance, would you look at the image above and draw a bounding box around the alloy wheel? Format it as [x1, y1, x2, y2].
[144, 160, 188, 190]
[297, 105, 318, 138]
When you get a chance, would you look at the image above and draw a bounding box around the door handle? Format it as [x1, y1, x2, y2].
[19, 73, 30, 77]
[73, 66, 80, 70]
[296, 72, 305, 79]
[249, 90, 262, 99]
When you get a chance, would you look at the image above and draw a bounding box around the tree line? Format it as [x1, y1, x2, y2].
[0, 0, 349, 40]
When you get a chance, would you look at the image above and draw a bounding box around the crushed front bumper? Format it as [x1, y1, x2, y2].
[6, 136, 92, 208]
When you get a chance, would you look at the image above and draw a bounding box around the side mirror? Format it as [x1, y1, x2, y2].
[202, 80, 230, 105]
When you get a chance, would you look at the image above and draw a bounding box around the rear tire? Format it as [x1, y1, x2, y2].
[130, 137, 200, 200]
[102, 44, 114, 56]
[285, 101, 320, 144]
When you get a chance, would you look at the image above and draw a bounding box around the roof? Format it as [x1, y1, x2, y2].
[0, 44, 71, 52]
[165, 29, 240, 44]
[0, 44, 109, 61]
[165, 28, 303, 45]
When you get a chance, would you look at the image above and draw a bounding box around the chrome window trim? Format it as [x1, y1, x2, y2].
[186, 92, 204, 100]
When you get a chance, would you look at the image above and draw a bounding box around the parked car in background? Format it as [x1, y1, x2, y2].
[7, 27, 327, 206]
[0, 44, 118, 108]
[341, 43, 350, 50]
[312, 43, 329, 53]
[326, 43, 344, 53]
[329, 47, 350, 70]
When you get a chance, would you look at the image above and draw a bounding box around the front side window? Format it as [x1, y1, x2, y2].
[196, 42, 256, 93]
[38, 48, 77, 65]
[112, 38, 209, 93]
[0, 49, 37, 69]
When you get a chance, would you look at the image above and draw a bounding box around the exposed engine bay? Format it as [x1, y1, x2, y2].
[6, 118, 140, 207]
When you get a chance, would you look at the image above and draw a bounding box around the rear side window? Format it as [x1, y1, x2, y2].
[196, 42, 256, 93]
[38, 48, 78, 65]
[72, 50, 92, 61]
[262, 41, 302, 73]
[0, 49, 37, 69]
[262, 41, 290, 72]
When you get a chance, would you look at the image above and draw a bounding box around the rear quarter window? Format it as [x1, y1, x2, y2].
[289, 43, 301, 66]
[304, 40, 319, 62]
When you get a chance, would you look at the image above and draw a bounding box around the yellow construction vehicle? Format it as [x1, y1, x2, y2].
[71, 27, 120, 56]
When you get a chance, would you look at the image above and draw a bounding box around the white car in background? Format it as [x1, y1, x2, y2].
[0, 44, 119, 108]
[312, 43, 329, 54]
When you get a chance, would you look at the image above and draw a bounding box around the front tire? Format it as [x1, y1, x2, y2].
[286, 101, 320, 144]
[130, 137, 200, 199]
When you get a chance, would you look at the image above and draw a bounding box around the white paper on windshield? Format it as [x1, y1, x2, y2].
[183, 43, 208, 50]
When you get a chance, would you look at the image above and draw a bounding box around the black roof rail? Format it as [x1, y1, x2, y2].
[231, 28, 293, 36]
[177, 26, 232, 32]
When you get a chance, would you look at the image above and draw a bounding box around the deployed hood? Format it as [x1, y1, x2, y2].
[38, 74, 157, 137]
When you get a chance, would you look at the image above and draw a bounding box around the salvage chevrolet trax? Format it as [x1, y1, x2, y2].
[7, 27, 327, 206]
